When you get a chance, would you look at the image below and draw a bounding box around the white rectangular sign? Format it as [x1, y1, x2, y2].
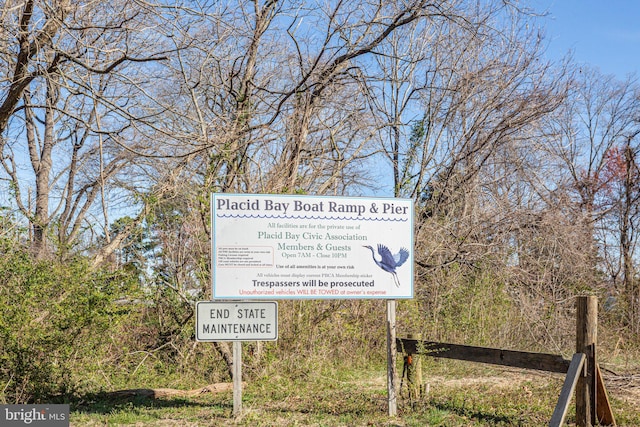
[212, 194, 413, 299]
[196, 301, 278, 341]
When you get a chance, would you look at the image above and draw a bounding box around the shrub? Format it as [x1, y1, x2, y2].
[0, 239, 139, 403]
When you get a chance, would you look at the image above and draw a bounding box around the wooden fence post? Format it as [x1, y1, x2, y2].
[576, 296, 597, 427]
[405, 333, 423, 402]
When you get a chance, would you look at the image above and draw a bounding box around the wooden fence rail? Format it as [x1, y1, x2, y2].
[396, 339, 571, 373]
[397, 296, 615, 427]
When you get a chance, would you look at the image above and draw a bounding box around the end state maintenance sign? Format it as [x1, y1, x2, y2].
[196, 301, 278, 341]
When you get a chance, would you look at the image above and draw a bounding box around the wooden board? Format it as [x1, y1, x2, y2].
[550, 353, 586, 427]
[396, 338, 571, 373]
[596, 363, 616, 426]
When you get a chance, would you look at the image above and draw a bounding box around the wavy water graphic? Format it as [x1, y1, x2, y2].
[215, 213, 408, 222]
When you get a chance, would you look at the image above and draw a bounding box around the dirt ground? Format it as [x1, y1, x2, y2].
[601, 371, 640, 407]
[426, 366, 640, 425]
[432, 366, 639, 400]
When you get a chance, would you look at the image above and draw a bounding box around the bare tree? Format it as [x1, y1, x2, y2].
[142, 0, 541, 377]
[147, 1, 495, 196]
[0, 0, 169, 258]
[540, 69, 640, 318]
[361, 1, 569, 277]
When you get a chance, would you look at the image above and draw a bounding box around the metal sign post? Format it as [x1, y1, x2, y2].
[233, 341, 242, 417]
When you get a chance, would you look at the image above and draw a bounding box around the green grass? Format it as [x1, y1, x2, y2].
[68, 359, 640, 426]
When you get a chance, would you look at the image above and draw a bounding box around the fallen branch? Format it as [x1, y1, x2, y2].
[106, 382, 242, 399]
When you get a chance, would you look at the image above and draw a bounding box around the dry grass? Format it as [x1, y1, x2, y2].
[69, 357, 640, 426]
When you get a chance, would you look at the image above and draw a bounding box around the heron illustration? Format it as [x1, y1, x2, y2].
[363, 244, 410, 287]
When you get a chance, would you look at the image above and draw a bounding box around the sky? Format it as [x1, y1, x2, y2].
[535, 0, 640, 80]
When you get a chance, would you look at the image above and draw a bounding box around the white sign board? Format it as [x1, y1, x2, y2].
[196, 301, 278, 341]
[212, 194, 413, 299]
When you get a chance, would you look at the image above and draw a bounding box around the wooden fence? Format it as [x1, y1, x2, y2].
[397, 296, 615, 427]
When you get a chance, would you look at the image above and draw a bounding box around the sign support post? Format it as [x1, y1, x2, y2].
[387, 299, 397, 416]
[233, 341, 242, 417]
